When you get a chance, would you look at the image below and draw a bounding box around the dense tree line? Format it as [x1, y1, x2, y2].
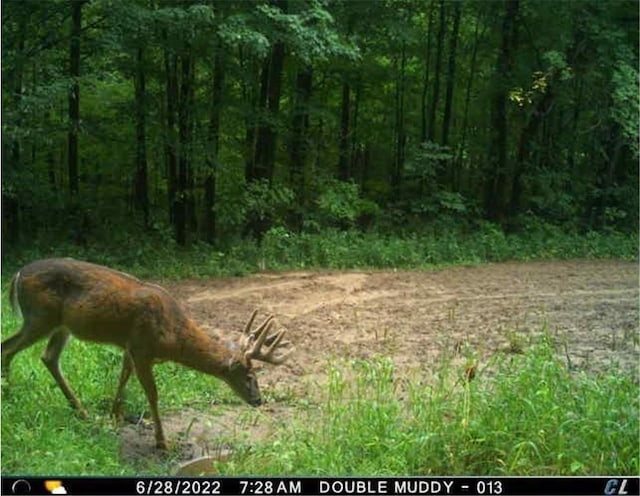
[2, 0, 637, 249]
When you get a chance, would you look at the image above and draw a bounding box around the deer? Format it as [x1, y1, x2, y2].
[1, 258, 293, 449]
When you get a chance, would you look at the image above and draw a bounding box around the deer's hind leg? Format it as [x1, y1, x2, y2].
[41, 328, 89, 418]
[1, 318, 55, 380]
[111, 350, 134, 420]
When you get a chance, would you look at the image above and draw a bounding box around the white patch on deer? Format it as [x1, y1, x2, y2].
[12, 271, 23, 321]
[225, 338, 239, 353]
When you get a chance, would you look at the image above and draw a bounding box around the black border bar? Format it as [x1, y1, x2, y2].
[2, 476, 639, 496]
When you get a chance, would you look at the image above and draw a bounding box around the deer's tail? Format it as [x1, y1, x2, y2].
[8, 271, 23, 320]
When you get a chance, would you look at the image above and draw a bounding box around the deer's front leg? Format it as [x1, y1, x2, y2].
[130, 354, 167, 450]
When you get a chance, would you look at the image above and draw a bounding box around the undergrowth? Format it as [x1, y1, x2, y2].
[2, 224, 637, 280]
[216, 338, 638, 476]
[1, 301, 637, 476]
[1, 224, 637, 475]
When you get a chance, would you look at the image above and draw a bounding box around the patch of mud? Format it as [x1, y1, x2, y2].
[122, 260, 639, 463]
[119, 404, 293, 466]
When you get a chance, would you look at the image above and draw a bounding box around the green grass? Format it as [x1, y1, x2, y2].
[2, 288, 637, 477]
[2, 224, 637, 280]
[215, 339, 638, 476]
[1, 226, 637, 475]
[0, 292, 240, 475]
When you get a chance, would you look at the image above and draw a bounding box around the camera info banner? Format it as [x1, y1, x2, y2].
[2, 476, 638, 496]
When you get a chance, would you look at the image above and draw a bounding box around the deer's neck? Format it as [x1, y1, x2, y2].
[168, 319, 241, 378]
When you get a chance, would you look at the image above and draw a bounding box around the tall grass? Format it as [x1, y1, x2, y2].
[1, 225, 637, 475]
[1, 311, 637, 476]
[217, 338, 638, 476]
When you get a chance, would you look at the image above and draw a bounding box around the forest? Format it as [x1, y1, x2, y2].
[1, 0, 638, 477]
[1, 0, 638, 262]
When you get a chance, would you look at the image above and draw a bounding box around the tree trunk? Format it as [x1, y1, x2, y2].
[134, 45, 149, 228]
[2, 11, 27, 243]
[290, 65, 313, 207]
[164, 46, 178, 226]
[360, 143, 371, 193]
[591, 124, 624, 229]
[175, 50, 194, 246]
[251, 51, 271, 182]
[263, 39, 285, 182]
[251, 0, 287, 183]
[252, 42, 285, 182]
[185, 50, 198, 236]
[510, 87, 554, 216]
[46, 111, 57, 193]
[420, 1, 435, 142]
[567, 79, 583, 175]
[350, 76, 362, 178]
[427, 0, 446, 142]
[459, 12, 484, 175]
[566, 25, 586, 177]
[338, 80, 351, 181]
[240, 46, 258, 183]
[485, 0, 519, 222]
[441, 1, 462, 148]
[68, 0, 82, 196]
[204, 50, 225, 244]
[393, 42, 407, 195]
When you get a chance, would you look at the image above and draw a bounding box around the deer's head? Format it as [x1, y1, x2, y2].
[222, 311, 293, 406]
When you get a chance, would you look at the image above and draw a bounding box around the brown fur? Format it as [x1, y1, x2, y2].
[1, 258, 292, 449]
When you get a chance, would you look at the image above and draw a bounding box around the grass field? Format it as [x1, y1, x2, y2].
[1, 297, 637, 476]
[217, 342, 638, 476]
[1, 228, 638, 476]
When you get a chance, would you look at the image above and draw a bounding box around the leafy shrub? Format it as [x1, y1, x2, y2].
[244, 180, 295, 227]
[315, 180, 380, 228]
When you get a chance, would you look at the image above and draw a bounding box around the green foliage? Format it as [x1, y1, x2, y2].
[405, 141, 453, 182]
[2, 0, 638, 249]
[315, 180, 380, 227]
[216, 338, 637, 475]
[217, 8, 271, 57]
[254, 222, 637, 271]
[245, 180, 295, 226]
[611, 61, 639, 158]
[256, 0, 359, 64]
[2, 222, 636, 280]
[1, 0, 637, 477]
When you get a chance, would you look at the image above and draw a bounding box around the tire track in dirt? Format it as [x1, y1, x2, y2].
[171, 261, 638, 376]
[173, 260, 638, 400]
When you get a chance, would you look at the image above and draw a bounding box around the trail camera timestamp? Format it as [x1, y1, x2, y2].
[2, 476, 639, 495]
[239, 479, 303, 495]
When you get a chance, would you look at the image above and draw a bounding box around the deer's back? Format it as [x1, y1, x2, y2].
[15, 258, 185, 349]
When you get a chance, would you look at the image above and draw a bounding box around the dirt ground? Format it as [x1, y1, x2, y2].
[119, 260, 639, 468]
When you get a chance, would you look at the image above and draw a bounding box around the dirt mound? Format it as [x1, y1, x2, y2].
[120, 260, 639, 466]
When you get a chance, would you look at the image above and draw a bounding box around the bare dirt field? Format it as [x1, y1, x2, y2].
[119, 260, 639, 467]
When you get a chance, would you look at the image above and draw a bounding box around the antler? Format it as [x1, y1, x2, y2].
[243, 310, 294, 364]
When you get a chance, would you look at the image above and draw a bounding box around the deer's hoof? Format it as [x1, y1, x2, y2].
[111, 406, 124, 422]
[76, 408, 89, 420]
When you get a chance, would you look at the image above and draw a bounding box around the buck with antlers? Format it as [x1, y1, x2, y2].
[1, 258, 293, 449]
